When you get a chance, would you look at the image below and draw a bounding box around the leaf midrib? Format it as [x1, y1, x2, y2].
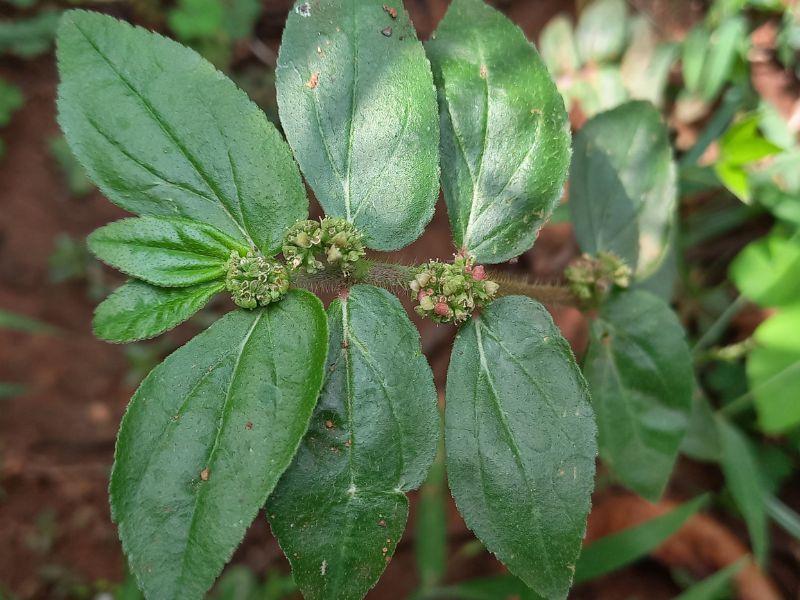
[175, 309, 265, 591]
[343, 0, 360, 222]
[73, 22, 254, 247]
[473, 319, 556, 583]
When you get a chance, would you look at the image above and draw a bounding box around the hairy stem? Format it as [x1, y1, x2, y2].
[291, 259, 580, 306]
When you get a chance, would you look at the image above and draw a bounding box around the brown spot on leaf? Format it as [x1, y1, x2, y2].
[381, 26, 392, 37]
[378, 519, 386, 527]
[383, 4, 398, 18]
[200, 468, 209, 481]
[480, 64, 488, 79]
[245, 421, 253, 430]
[325, 419, 335, 429]
[344, 439, 352, 448]
[306, 72, 319, 89]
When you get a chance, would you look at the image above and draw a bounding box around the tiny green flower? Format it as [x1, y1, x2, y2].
[410, 255, 500, 324]
[283, 220, 324, 274]
[565, 251, 631, 305]
[319, 218, 366, 274]
[282, 217, 366, 275]
[225, 251, 290, 309]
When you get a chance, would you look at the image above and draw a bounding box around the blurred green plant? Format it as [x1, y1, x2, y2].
[48, 233, 110, 301]
[0, 77, 23, 159]
[539, 0, 679, 117]
[114, 565, 297, 600]
[167, 0, 261, 66]
[0, 309, 56, 399]
[0, 9, 60, 57]
[50, 136, 95, 197]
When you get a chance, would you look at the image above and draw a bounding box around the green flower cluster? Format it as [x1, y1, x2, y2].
[282, 217, 366, 275]
[565, 251, 631, 304]
[225, 251, 290, 309]
[410, 255, 500, 324]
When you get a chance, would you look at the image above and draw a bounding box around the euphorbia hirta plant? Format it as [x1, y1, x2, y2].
[57, 0, 693, 599]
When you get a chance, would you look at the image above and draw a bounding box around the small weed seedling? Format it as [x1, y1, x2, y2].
[56, 1, 696, 599]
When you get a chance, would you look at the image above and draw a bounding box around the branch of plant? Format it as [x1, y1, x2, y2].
[290, 259, 581, 307]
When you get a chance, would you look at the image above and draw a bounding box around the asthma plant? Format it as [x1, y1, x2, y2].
[57, 0, 691, 599]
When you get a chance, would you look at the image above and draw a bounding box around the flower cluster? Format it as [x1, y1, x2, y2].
[410, 255, 499, 324]
[282, 217, 366, 275]
[564, 251, 631, 305]
[225, 251, 290, 309]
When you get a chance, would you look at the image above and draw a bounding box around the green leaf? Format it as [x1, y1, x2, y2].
[88, 216, 247, 288]
[0, 78, 23, 127]
[93, 280, 224, 343]
[750, 150, 800, 225]
[714, 114, 782, 203]
[116, 569, 145, 600]
[426, 0, 570, 264]
[681, 26, 708, 95]
[111, 291, 328, 600]
[729, 228, 800, 308]
[268, 285, 438, 600]
[699, 17, 747, 101]
[168, 0, 225, 40]
[574, 495, 708, 584]
[416, 575, 541, 600]
[445, 295, 596, 600]
[0, 383, 26, 399]
[276, 0, 438, 252]
[620, 18, 679, 108]
[673, 559, 745, 600]
[766, 495, 800, 541]
[681, 389, 721, 463]
[567, 65, 629, 119]
[575, 0, 628, 64]
[220, 0, 261, 40]
[747, 307, 800, 433]
[57, 10, 307, 254]
[209, 567, 258, 600]
[0, 10, 60, 58]
[416, 429, 447, 591]
[569, 101, 677, 277]
[582, 290, 693, 501]
[0, 309, 56, 334]
[715, 417, 768, 565]
[758, 101, 795, 150]
[539, 15, 581, 77]
[49, 135, 95, 197]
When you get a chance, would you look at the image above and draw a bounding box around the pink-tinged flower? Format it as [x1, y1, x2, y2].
[417, 290, 431, 302]
[434, 302, 451, 317]
[471, 265, 487, 281]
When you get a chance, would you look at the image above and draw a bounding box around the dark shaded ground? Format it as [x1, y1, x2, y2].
[1, 1, 798, 599]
